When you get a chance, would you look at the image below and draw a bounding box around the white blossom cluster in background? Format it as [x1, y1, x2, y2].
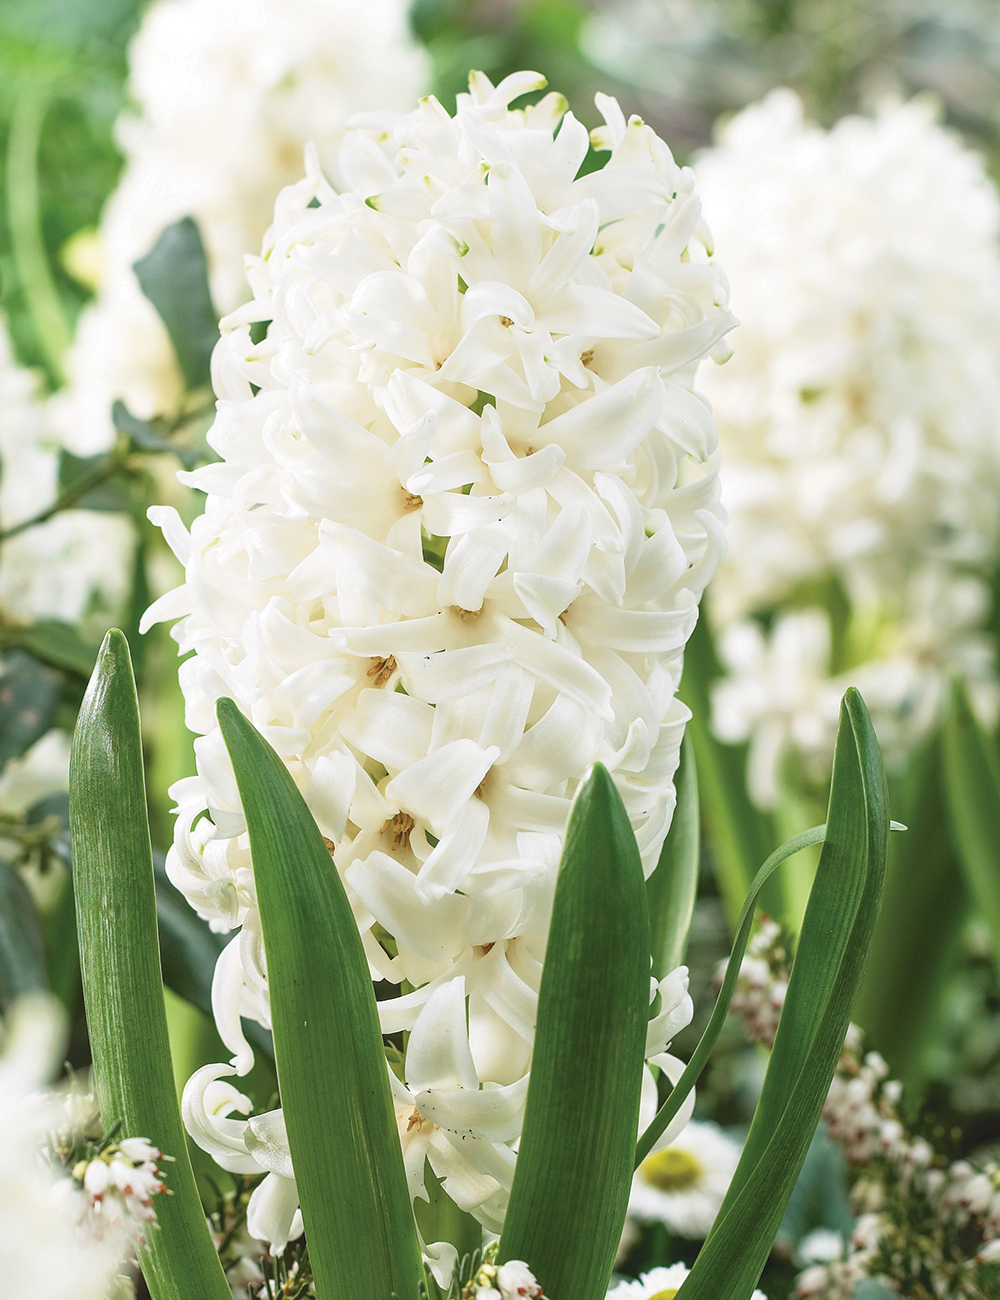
[0, 994, 166, 1299]
[694, 90, 1000, 804]
[724, 919, 1000, 1298]
[0, 317, 133, 630]
[55, 0, 429, 456]
[144, 69, 732, 1249]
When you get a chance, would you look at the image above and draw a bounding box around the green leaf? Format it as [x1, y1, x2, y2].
[217, 697, 424, 1300]
[112, 400, 200, 469]
[675, 689, 890, 1300]
[153, 854, 273, 1063]
[855, 736, 967, 1090]
[679, 616, 780, 929]
[646, 731, 699, 978]
[0, 857, 47, 1009]
[0, 619, 98, 677]
[57, 447, 131, 511]
[70, 630, 232, 1300]
[499, 764, 650, 1300]
[0, 649, 63, 768]
[943, 680, 1000, 984]
[133, 217, 218, 392]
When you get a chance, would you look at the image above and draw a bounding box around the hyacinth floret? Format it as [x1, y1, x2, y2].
[145, 68, 732, 1246]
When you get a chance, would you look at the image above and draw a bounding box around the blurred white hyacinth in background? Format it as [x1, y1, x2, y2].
[0, 318, 132, 628]
[144, 69, 732, 1245]
[55, 0, 429, 455]
[694, 90, 1000, 802]
[607, 1262, 766, 1299]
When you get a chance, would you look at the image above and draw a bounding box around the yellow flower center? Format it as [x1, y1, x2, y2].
[648, 1291, 678, 1300]
[639, 1147, 703, 1192]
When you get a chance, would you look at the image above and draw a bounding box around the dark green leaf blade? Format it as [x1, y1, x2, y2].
[0, 618, 98, 677]
[70, 630, 232, 1300]
[133, 217, 218, 392]
[943, 679, 1000, 982]
[675, 688, 890, 1300]
[0, 649, 63, 767]
[647, 731, 699, 978]
[217, 697, 424, 1300]
[498, 764, 649, 1300]
[0, 857, 47, 1008]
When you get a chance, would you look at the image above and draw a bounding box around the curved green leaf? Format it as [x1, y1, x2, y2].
[217, 697, 423, 1300]
[646, 732, 699, 978]
[943, 680, 1000, 983]
[498, 764, 649, 1300]
[70, 630, 231, 1300]
[676, 688, 890, 1300]
[635, 822, 827, 1165]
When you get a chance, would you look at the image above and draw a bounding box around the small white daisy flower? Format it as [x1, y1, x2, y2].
[607, 1263, 767, 1299]
[629, 1120, 742, 1238]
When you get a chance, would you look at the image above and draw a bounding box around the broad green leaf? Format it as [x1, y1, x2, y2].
[856, 736, 966, 1089]
[0, 618, 97, 677]
[133, 217, 218, 392]
[646, 731, 699, 978]
[0, 857, 47, 1008]
[675, 689, 890, 1300]
[679, 616, 780, 929]
[0, 649, 63, 768]
[217, 698, 424, 1300]
[153, 854, 274, 1063]
[112, 400, 200, 469]
[943, 680, 1000, 984]
[70, 630, 232, 1300]
[499, 764, 649, 1300]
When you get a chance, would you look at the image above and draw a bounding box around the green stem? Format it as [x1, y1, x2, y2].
[6, 78, 72, 384]
[0, 441, 130, 542]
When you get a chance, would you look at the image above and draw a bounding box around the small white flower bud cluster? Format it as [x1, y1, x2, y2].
[462, 1253, 544, 1300]
[72, 1136, 168, 1242]
[716, 915, 787, 1047]
[721, 926, 1000, 1296]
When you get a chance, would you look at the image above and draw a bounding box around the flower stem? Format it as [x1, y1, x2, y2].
[6, 77, 73, 385]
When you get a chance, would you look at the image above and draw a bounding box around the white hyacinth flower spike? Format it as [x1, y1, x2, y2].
[145, 69, 732, 1242]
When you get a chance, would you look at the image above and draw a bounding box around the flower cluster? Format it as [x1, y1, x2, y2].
[55, 0, 428, 455]
[694, 90, 1000, 799]
[723, 919, 1000, 1297]
[147, 69, 732, 1246]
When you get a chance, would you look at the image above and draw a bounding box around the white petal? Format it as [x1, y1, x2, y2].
[416, 1073, 529, 1142]
[181, 1063, 259, 1175]
[245, 1109, 294, 1179]
[385, 739, 499, 836]
[406, 977, 480, 1093]
[211, 936, 255, 1076]
[247, 1172, 302, 1251]
[305, 751, 356, 843]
